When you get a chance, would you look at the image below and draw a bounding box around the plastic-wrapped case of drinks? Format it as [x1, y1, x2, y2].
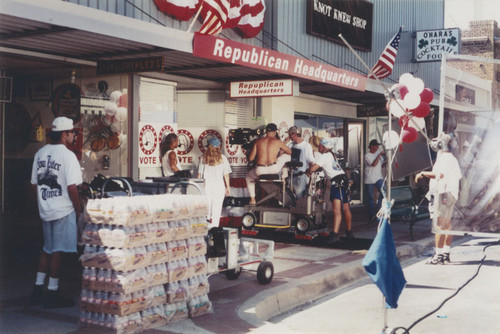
[79, 194, 212, 333]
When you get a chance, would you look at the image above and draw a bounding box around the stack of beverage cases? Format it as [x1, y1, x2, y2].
[78, 193, 211, 333]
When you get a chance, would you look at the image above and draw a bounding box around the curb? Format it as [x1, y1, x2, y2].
[237, 236, 436, 326]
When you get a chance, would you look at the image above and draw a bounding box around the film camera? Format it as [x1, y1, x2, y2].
[228, 128, 265, 151]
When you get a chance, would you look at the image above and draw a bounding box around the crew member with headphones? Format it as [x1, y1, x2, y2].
[415, 132, 461, 265]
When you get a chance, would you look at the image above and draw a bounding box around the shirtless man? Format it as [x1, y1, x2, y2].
[246, 123, 291, 205]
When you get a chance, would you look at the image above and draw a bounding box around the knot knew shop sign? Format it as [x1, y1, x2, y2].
[306, 0, 373, 51]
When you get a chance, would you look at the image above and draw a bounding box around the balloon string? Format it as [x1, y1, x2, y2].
[338, 33, 431, 145]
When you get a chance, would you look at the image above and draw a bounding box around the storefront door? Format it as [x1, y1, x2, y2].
[294, 113, 364, 204]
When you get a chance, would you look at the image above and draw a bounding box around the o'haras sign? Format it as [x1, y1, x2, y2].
[415, 28, 460, 63]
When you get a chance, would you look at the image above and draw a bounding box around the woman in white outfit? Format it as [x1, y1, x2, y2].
[198, 137, 232, 227]
[160, 133, 181, 177]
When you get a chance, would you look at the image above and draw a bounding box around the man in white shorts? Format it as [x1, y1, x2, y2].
[29, 117, 82, 308]
[415, 133, 461, 265]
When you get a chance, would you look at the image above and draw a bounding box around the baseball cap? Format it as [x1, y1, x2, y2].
[52, 117, 74, 132]
[320, 138, 334, 149]
[369, 139, 381, 147]
[288, 126, 302, 136]
[208, 136, 221, 147]
[265, 123, 278, 132]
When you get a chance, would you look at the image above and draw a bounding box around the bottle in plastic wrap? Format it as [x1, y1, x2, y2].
[87, 290, 95, 304]
[188, 276, 200, 297]
[165, 302, 176, 322]
[80, 288, 90, 303]
[79, 310, 91, 324]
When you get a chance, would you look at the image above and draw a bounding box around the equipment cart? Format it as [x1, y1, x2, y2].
[206, 227, 275, 285]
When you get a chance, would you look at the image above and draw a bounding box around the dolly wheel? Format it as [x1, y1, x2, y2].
[257, 261, 274, 284]
[296, 217, 311, 234]
[224, 268, 241, 280]
[241, 212, 257, 229]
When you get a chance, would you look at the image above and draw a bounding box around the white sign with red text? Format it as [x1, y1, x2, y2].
[138, 122, 177, 167]
[138, 123, 255, 170]
[230, 79, 293, 98]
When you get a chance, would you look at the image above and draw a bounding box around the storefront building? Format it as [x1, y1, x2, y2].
[0, 0, 445, 214]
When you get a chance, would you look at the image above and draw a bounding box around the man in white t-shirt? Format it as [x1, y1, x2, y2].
[307, 138, 354, 244]
[287, 126, 316, 199]
[29, 117, 82, 308]
[364, 139, 386, 221]
[415, 133, 462, 265]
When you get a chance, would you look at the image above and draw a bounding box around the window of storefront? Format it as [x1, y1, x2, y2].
[79, 75, 130, 183]
[294, 113, 364, 203]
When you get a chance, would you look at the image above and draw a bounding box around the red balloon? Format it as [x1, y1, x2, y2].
[411, 102, 431, 118]
[401, 126, 418, 143]
[420, 88, 434, 104]
[399, 114, 410, 128]
[399, 85, 409, 99]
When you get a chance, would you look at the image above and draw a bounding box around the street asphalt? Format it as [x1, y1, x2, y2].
[2, 207, 497, 333]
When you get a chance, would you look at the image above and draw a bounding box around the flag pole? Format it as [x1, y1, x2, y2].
[338, 32, 395, 334]
[187, 0, 205, 33]
[337, 32, 430, 144]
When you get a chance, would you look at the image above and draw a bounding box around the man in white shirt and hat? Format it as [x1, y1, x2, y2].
[29, 117, 82, 308]
[364, 139, 386, 221]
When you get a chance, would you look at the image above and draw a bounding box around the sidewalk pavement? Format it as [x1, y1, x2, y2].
[250, 236, 500, 334]
[0, 206, 438, 334]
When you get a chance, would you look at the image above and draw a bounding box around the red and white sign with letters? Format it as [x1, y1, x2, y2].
[230, 79, 293, 98]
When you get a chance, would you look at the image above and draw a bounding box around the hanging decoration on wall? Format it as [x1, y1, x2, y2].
[153, 0, 265, 38]
[52, 83, 82, 122]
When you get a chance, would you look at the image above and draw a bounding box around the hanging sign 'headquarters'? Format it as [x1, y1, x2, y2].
[193, 33, 367, 92]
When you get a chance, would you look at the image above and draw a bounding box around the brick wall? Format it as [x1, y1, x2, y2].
[451, 20, 500, 109]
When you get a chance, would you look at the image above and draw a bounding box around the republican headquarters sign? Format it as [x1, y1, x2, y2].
[193, 33, 367, 92]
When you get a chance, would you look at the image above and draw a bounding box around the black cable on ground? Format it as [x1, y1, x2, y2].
[390, 240, 500, 334]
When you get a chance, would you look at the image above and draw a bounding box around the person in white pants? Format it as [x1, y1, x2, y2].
[198, 137, 232, 228]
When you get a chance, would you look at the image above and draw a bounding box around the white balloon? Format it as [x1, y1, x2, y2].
[115, 107, 128, 122]
[407, 77, 425, 94]
[399, 73, 414, 86]
[104, 102, 118, 116]
[403, 93, 421, 110]
[109, 90, 122, 103]
[383, 130, 400, 150]
[389, 84, 402, 99]
[408, 116, 425, 130]
[389, 99, 406, 118]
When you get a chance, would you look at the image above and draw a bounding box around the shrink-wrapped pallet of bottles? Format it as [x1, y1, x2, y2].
[78, 194, 212, 333]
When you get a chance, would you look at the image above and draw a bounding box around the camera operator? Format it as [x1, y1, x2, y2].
[245, 123, 291, 205]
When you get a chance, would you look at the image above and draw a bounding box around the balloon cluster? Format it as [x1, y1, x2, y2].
[383, 73, 434, 149]
[104, 89, 128, 123]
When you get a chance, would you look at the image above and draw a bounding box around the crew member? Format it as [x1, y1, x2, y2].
[288, 126, 316, 199]
[415, 132, 461, 265]
[307, 138, 354, 244]
[246, 123, 291, 205]
[364, 139, 386, 221]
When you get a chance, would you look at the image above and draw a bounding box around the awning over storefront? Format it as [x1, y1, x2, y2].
[0, 0, 386, 106]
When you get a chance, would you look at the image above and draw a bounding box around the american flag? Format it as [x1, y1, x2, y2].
[199, 0, 231, 35]
[368, 27, 402, 79]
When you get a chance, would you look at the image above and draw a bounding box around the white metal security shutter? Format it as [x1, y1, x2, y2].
[177, 90, 225, 128]
[139, 77, 176, 122]
[138, 77, 177, 179]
